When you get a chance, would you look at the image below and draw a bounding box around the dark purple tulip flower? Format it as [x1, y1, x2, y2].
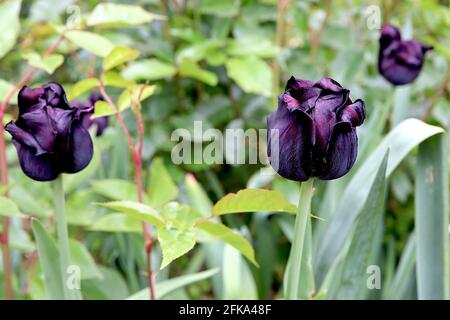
[72, 92, 109, 137]
[378, 24, 433, 86]
[5, 83, 94, 181]
[267, 76, 366, 181]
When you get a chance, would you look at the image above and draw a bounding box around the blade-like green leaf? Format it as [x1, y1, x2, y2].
[333, 151, 389, 299]
[415, 133, 449, 299]
[90, 179, 139, 201]
[69, 239, 102, 280]
[185, 173, 213, 217]
[97, 201, 164, 228]
[31, 219, 64, 299]
[196, 221, 257, 266]
[315, 119, 444, 283]
[148, 158, 178, 207]
[212, 188, 297, 215]
[127, 268, 219, 300]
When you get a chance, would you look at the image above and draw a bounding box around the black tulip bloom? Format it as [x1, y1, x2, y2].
[5, 83, 94, 182]
[378, 24, 433, 86]
[72, 92, 109, 137]
[267, 76, 365, 181]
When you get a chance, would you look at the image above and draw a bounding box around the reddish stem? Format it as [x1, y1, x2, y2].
[0, 33, 65, 300]
[98, 78, 156, 300]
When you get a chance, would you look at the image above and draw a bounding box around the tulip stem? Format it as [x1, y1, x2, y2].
[53, 175, 80, 300]
[285, 178, 315, 299]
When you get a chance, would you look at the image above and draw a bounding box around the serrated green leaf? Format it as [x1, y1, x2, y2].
[226, 57, 272, 96]
[97, 201, 164, 228]
[196, 221, 257, 266]
[0, 0, 21, 59]
[23, 52, 64, 74]
[92, 100, 117, 118]
[103, 46, 140, 71]
[158, 227, 196, 269]
[122, 59, 176, 81]
[148, 158, 178, 207]
[103, 71, 134, 87]
[185, 173, 213, 217]
[67, 78, 99, 101]
[212, 189, 297, 215]
[89, 213, 142, 233]
[87, 3, 164, 27]
[64, 31, 114, 57]
[0, 196, 24, 217]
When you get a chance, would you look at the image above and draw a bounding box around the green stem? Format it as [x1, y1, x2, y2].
[285, 178, 315, 299]
[53, 175, 79, 300]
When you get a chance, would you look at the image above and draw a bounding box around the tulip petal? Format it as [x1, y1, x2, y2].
[63, 122, 93, 173]
[13, 142, 60, 181]
[340, 99, 366, 127]
[267, 102, 314, 181]
[19, 105, 58, 151]
[43, 82, 71, 109]
[17, 86, 45, 114]
[4, 122, 47, 155]
[319, 122, 357, 180]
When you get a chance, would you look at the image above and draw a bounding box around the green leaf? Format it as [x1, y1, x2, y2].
[185, 173, 213, 217]
[97, 201, 164, 228]
[117, 85, 156, 111]
[31, 219, 64, 299]
[0, 196, 24, 217]
[67, 78, 99, 101]
[87, 3, 164, 27]
[0, 0, 21, 59]
[122, 59, 176, 81]
[158, 227, 196, 269]
[126, 268, 219, 300]
[0, 79, 17, 105]
[64, 31, 114, 57]
[196, 221, 257, 266]
[103, 46, 140, 71]
[199, 0, 240, 17]
[334, 151, 389, 299]
[227, 36, 278, 58]
[69, 239, 102, 280]
[81, 266, 129, 300]
[222, 245, 257, 299]
[415, 133, 449, 299]
[103, 71, 134, 87]
[92, 101, 117, 118]
[89, 213, 142, 233]
[315, 119, 444, 283]
[90, 179, 139, 201]
[23, 52, 64, 74]
[148, 158, 178, 207]
[212, 188, 297, 215]
[226, 57, 272, 96]
[179, 58, 218, 86]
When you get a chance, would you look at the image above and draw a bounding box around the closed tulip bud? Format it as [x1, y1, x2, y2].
[267, 76, 365, 181]
[378, 24, 433, 86]
[5, 82, 94, 181]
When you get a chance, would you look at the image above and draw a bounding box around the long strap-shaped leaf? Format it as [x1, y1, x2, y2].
[415, 133, 449, 299]
[315, 119, 444, 284]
